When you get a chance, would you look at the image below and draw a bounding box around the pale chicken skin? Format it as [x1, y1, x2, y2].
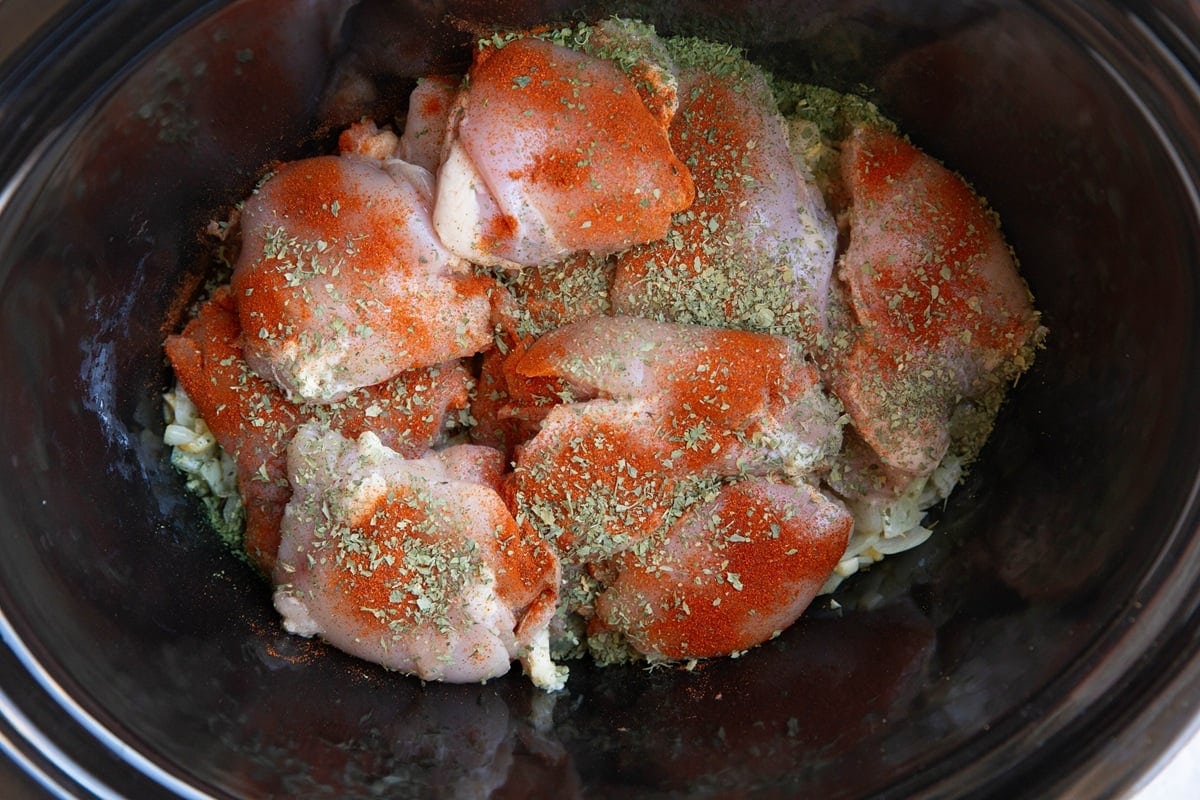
[399, 74, 458, 173]
[232, 149, 493, 403]
[434, 36, 694, 267]
[337, 118, 402, 161]
[164, 287, 471, 572]
[611, 41, 838, 344]
[828, 125, 1042, 476]
[274, 424, 566, 689]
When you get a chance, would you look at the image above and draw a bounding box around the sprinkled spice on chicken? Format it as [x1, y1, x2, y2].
[162, 18, 1042, 689]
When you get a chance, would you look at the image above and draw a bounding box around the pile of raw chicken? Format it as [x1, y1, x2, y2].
[164, 20, 1042, 690]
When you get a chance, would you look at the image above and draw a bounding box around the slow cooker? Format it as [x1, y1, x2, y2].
[1, 0, 1199, 797]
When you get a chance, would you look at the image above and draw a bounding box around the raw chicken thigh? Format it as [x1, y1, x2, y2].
[591, 477, 852, 661]
[232, 145, 493, 404]
[399, 74, 458, 173]
[164, 287, 471, 571]
[829, 125, 1042, 475]
[434, 35, 694, 267]
[502, 316, 849, 661]
[509, 315, 842, 479]
[611, 41, 838, 343]
[274, 423, 566, 689]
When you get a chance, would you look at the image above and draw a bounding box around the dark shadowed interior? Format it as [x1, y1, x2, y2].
[1, 1, 1199, 798]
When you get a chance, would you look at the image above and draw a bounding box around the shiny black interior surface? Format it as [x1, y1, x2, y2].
[1, 1, 1199, 797]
